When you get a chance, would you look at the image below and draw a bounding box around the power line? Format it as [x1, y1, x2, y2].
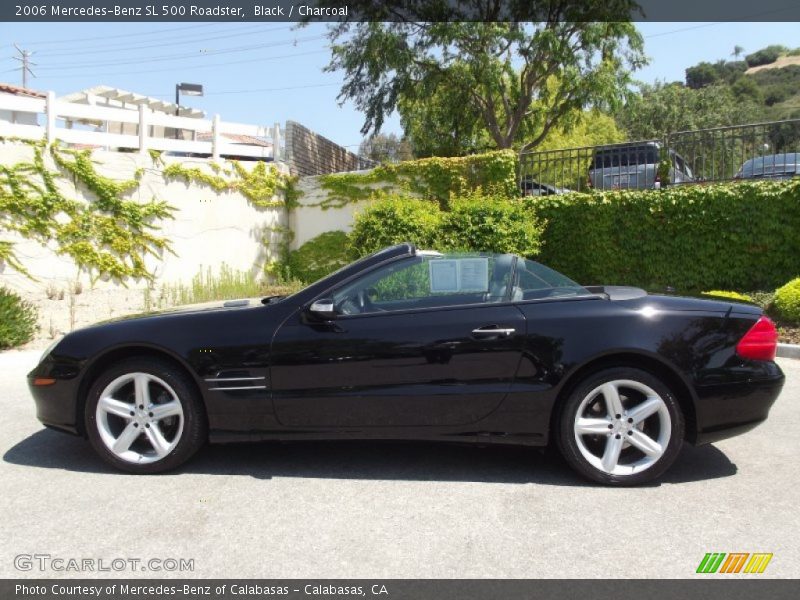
[142, 82, 341, 97]
[642, 7, 798, 39]
[204, 82, 340, 96]
[11, 45, 35, 88]
[13, 22, 227, 46]
[30, 24, 294, 58]
[38, 49, 329, 80]
[643, 23, 723, 39]
[35, 35, 327, 71]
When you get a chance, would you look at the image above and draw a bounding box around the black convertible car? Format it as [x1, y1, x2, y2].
[29, 243, 784, 484]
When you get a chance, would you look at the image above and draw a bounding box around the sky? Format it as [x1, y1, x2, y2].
[1, 21, 799, 150]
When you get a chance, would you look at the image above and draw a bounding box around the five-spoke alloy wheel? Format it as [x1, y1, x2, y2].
[85, 357, 206, 473]
[556, 367, 684, 485]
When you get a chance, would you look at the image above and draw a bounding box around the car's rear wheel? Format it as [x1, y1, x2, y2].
[85, 357, 206, 474]
[556, 367, 684, 485]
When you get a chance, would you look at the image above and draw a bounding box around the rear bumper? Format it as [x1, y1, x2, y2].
[692, 364, 785, 445]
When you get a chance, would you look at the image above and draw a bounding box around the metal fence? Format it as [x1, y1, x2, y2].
[518, 119, 800, 196]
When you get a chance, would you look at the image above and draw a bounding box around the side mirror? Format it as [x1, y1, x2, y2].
[308, 298, 336, 320]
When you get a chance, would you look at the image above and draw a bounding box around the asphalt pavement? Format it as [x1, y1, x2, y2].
[1, 350, 797, 579]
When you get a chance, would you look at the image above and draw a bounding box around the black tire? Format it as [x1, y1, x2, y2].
[555, 367, 685, 486]
[85, 357, 207, 474]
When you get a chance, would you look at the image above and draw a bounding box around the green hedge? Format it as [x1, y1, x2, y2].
[349, 192, 542, 259]
[302, 179, 800, 291]
[530, 180, 800, 290]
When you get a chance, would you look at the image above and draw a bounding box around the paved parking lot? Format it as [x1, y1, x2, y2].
[0, 350, 797, 579]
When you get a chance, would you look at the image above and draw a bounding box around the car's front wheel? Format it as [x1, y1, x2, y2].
[85, 357, 206, 474]
[556, 367, 685, 485]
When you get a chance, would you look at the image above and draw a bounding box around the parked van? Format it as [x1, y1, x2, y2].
[588, 142, 693, 190]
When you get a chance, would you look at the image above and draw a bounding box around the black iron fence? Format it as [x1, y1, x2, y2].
[518, 119, 800, 195]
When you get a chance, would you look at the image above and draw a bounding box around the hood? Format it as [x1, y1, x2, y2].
[93, 297, 275, 326]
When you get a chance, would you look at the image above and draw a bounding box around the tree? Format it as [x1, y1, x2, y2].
[358, 133, 414, 163]
[396, 67, 495, 157]
[685, 62, 720, 89]
[615, 82, 761, 140]
[745, 45, 788, 68]
[732, 45, 744, 60]
[325, 4, 645, 153]
[536, 110, 624, 151]
[685, 60, 746, 89]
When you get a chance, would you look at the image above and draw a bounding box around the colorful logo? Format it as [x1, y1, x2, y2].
[696, 552, 773, 574]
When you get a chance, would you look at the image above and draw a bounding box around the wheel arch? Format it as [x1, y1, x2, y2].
[75, 343, 207, 437]
[550, 350, 698, 443]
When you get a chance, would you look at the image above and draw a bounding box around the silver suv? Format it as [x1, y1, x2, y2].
[588, 142, 694, 190]
[735, 153, 799, 180]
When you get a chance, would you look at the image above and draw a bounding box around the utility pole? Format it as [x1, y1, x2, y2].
[12, 44, 36, 88]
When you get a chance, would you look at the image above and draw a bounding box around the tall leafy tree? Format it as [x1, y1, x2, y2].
[614, 82, 761, 140]
[325, 3, 646, 154]
[358, 133, 414, 163]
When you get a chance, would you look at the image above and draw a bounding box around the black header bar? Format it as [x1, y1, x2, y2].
[4, 0, 800, 22]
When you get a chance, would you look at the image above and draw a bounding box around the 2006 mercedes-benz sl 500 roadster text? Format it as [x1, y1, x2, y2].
[29, 243, 785, 484]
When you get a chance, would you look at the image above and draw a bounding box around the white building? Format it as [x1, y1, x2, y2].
[0, 83, 44, 125]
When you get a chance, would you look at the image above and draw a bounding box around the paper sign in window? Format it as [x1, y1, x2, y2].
[429, 258, 489, 293]
[429, 260, 459, 293]
[458, 258, 489, 292]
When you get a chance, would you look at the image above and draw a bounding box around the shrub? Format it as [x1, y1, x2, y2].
[349, 196, 443, 256]
[349, 192, 544, 258]
[774, 278, 800, 324]
[750, 291, 776, 312]
[439, 192, 542, 256]
[745, 45, 787, 68]
[529, 179, 800, 290]
[0, 287, 38, 349]
[701, 290, 754, 302]
[285, 231, 351, 283]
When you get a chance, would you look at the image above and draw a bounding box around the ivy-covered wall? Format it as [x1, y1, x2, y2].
[0, 140, 291, 291]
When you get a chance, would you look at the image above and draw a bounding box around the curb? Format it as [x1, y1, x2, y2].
[777, 343, 800, 359]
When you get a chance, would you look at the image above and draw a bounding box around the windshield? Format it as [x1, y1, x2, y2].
[592, 145, 659, 169]
[739, 153, 800, 176]
[514, 259, 590, 300]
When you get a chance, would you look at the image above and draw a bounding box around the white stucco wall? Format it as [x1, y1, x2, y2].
[290, 174, 370, 249]
[0, 141, 288, 295]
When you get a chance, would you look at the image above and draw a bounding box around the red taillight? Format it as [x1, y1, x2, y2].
[736, 316, 778, 361]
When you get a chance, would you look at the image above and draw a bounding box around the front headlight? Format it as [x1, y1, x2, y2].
[39, 336, 63, 364]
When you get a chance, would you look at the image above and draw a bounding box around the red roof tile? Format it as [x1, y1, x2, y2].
[0, 82, 45, 98]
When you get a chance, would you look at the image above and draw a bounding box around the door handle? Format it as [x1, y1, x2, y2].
[471, 326, 516, 338]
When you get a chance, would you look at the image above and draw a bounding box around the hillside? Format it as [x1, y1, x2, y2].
[684, 47, 800, 120]
[746, 54, 800, 74]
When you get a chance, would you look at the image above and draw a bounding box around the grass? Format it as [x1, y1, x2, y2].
[143, 264, 304, 311]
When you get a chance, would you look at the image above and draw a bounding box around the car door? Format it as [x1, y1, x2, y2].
[269, 254, 527, 428]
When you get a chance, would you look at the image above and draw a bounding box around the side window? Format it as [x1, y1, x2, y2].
[331, 254, 513, 315]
